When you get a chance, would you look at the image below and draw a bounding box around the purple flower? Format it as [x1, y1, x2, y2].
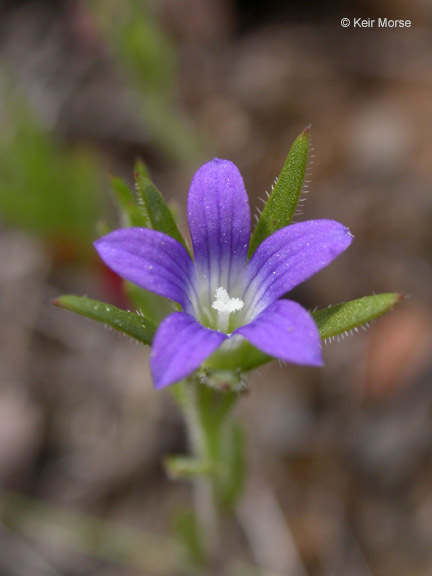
[94, 159, 352, 389]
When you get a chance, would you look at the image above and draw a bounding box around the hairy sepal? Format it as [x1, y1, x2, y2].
[248, 126, 310, 257]
[312, 293, 403, 340]
[53, 295, 156, 345]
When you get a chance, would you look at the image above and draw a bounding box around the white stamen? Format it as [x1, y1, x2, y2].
[212, 287, 244, 332]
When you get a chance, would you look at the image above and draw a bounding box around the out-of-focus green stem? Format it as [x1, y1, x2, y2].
[174, 373, 246, 568]
[181, 376, 221, 563]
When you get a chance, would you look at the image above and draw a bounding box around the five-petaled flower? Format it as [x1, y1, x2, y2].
[95, 159, 352, 389]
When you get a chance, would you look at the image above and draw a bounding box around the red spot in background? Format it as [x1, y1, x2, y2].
[99, 262, 130, 310]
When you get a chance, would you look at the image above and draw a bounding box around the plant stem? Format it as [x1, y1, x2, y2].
[182, 376, 221, 563]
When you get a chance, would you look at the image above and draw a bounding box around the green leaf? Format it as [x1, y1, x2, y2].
[312, 293, 403, 340]
[134, 161, 189, 251]
[53, 295, 156, 345]
[248, 126, 311, 257]
[111, 176, 151, 228]
[164, 457, 213, 479]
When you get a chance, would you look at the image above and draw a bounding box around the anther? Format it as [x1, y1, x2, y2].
[212, 287, 244, 332]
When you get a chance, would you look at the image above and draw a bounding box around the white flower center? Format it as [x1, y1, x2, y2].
[211, 287, 244, 333]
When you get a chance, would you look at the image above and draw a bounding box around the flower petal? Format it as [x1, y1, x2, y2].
[150, 312, 227, 388]
[94, 228, 195, 311]
[187, 159, 251, 302]
[244, 220, 352, 315]
[234, 299, 323, 367]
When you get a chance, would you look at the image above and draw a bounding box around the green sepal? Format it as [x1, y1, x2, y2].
[248, 126, 310, 257]
[312, 293, 403, 340]
[111, 176, 151, 228]
[134, 161, 189, 252]
[52, 295, 156, 345]
[204, 337, 270, 373]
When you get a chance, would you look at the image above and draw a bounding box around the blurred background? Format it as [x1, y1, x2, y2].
[1, 0, 432, 574]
